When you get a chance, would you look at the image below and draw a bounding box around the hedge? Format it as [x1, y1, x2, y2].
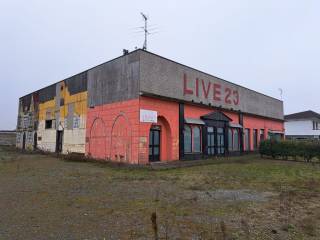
[259, 139, 320, 162]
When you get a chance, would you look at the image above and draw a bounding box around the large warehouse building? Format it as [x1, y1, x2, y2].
[16, 49, 284, 164]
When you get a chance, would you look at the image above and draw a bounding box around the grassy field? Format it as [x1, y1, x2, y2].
[0, 146, 320, 239]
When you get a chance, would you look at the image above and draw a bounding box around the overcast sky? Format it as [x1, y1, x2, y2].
[0, 0, 319, 130]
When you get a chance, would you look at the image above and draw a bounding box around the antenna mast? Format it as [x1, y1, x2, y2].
[141, 12, 148, 50]
[278, 88, 283, 100]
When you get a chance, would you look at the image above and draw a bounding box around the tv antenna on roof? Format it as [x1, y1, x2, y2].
[278, 88, 283, 100]
[131, 13, 159, 50]
[141, 12, 148, 50]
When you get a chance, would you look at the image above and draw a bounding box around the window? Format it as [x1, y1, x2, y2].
[253, 129, 258, 150]
[73, 116, 80, 129]
[184, 125, 192, 153]
[228, 128, 240, 152]
[244, 128, 250, 151]
[184, 124, 202, 153]
[207, 127, 215, 155]
[193, 126, 201, 152]
[45, 120, 53, 129]
[260, 129, 265, 141]
[233, 129, 240, 151]
[313, 121, 319, 130]
[217, 128, 224, 154]
[228, 129, 233, 151]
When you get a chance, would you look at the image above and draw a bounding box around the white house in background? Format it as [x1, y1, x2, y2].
[285, 110, 320, 140]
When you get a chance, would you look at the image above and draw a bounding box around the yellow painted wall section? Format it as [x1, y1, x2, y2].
[36, 81, 88, 153]
[38, 85, 87, 121]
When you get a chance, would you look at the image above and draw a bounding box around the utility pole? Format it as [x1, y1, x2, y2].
[141, 12, 148, 50]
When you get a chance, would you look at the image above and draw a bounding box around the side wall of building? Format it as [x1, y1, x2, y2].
[285, 120, 320, 137]
[85, 99, 140, 163]
[139, 96, 180, 163]
[16, 93, 39, 150]
[17, 73, 88, 153]
[85, 51, 140, 163]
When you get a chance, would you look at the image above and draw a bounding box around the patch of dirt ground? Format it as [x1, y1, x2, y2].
[0, 146, 320, 239]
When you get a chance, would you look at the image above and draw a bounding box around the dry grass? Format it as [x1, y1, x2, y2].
[0, 146, 320, 239]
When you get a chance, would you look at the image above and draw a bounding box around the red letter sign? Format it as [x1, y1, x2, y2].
[213, 83, 221, 101]
[201, 79, 211, 99]
[183, 73, 193, 96]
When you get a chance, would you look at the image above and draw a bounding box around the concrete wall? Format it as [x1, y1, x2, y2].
[85, 99, 140, 163]
[0, 131, 16, 146]
[87, 51, 140, 108]
[285, 120, 320, 137]
[17, 73, 88, 153]
[139, 51, 284, 120]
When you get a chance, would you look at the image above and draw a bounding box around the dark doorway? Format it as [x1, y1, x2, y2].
[33, 132, 38, 150]
[22, 132, 26, 150]
[149, 126, 160, 162]
[56, 130, 63, 153]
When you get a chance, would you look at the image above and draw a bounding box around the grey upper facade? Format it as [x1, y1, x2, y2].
[21, 49, 284, 121]
[139, 50, 283, 120]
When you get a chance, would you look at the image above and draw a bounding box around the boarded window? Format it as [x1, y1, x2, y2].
[73, 116, 80, 129]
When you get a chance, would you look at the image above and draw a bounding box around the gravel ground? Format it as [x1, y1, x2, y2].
[0, 146, 319, 240]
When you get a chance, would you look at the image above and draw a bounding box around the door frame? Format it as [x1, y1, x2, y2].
[55, 130, 64, 153]
[22, 132, 26, 150]
[33, 132, 38, 150]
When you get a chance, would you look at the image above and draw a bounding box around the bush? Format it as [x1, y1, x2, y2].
[259, 139, 320, 162]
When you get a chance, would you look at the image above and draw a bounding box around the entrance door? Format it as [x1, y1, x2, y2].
[217, 127, 225, 154]
[33, 132, 38, 150]
[22, 132, 26, 150]
[56, 130, 63, 153]
[207, 127, 215, 155]
[149, 127, 160, 162]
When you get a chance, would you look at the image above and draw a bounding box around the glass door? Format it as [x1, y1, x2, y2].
[217, 127, 225, 154]
[207, 127, 215, 155]
[149, 127, 160, 162]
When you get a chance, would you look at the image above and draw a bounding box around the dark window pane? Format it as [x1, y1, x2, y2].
[193, 126, 201, 152]
[154, 147, 159, 155]
[233, 129, 239, 151]
[154, 131, 160, 145]
[217, 128, 223, 134]
[245, 129, 250, 151]
[184, 125, 192, 153]
[207, 127, 214, 133]
[149, 131, 153, 145]
[228, 129, 233, 151]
